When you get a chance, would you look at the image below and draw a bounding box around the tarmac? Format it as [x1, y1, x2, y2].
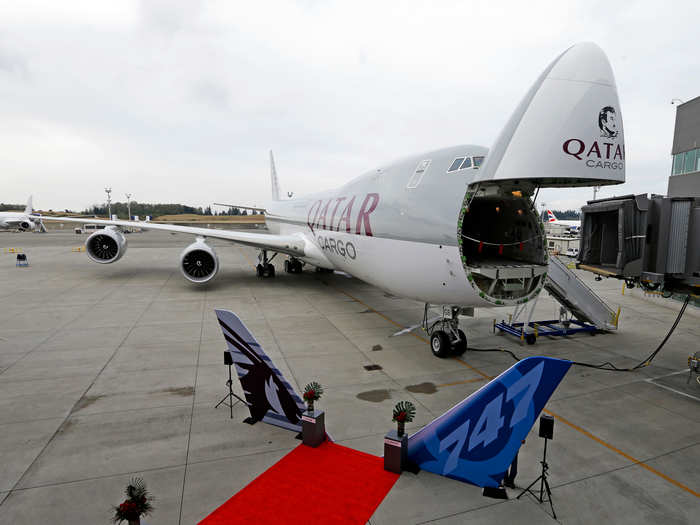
[0, 230, 699, 524]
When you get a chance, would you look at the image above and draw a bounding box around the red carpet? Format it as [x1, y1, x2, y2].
[199, 441, 399, 524]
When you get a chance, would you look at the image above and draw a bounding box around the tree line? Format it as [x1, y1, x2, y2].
[81, 203, 259, 218]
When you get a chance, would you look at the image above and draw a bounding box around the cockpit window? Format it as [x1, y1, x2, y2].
[448, 157, 465, 172]
[460, 157, 472, 169]
[473, 156, 485, 168]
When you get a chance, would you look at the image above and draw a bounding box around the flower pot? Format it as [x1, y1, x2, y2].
[397, 421, 405, 437]
[306, 400, 314, 413]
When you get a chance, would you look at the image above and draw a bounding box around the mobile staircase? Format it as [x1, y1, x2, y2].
[496, 256, 619, 344]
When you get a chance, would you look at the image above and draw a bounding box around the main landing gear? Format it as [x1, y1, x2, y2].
[256, 250, 276, 278]
[425, 305, 467, 358]
[284, 257, 303, 274]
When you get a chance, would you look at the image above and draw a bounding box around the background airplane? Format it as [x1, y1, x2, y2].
[0, 196, 44, 232]
[545, 210, 581, 233]
[43, 42, 625, 357]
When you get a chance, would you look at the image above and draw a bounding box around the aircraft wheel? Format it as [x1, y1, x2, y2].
[525, 333, 537, 345]
[256, 264, 264, 277]
[451, 329, 467, 355]
[430, 331, 452, 358]
[266, 263, 275, 278]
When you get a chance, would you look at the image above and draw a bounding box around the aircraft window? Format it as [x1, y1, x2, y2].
[407, 159, 431, 189]
[473, 156, 485, 168]
[448, 157, 465, 172]
[460, 157, 472, 169]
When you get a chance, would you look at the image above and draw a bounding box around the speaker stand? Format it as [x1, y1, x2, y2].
[516, 437, 556, 519]
[215, 364, 248, 419]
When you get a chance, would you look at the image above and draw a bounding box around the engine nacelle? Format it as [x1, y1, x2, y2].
[180, 238, 219, 283]
[85, 227, 128, 264]
[19, 221, 32, 230]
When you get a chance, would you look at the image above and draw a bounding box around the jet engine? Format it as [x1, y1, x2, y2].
[180, 238, 219, 283]
[19, 220, 32, 230]
[85, 227, 128, 264]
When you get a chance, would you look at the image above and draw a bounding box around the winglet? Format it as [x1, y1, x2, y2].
[215, 309, 305, 432]
[270, 150, 281, 201]
[407, 356, 571, 487]
[24, 195, 33, 215]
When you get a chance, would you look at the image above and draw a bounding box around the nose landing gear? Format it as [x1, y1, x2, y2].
[426, 305, 468, 358]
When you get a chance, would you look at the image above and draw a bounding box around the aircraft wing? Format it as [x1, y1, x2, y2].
[41, 216, 306, 256]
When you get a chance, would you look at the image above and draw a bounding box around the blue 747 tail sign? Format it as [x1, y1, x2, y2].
[406, 356, 571, 487]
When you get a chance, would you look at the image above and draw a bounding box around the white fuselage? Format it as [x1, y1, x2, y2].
[262, 144, 546, 307]
[0, 212, 36, 231]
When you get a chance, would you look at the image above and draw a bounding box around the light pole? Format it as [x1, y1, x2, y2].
[592, 186, 601, 201]
[125, 193, 132, 221]
[105, 187, 112, 219]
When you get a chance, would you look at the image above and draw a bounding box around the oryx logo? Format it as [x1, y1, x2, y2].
[598, 106, 618, 139]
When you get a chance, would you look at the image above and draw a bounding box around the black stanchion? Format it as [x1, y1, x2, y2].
[383, 430, 407, 474]
[301, 410, 325, 447]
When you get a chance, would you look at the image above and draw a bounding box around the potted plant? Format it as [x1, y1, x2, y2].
[392, 401, 416, 437]
[112, 477, 154, 525]
[302, 381, 324, 412]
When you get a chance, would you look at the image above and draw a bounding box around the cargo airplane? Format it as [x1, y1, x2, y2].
[44, 43, 626, 357]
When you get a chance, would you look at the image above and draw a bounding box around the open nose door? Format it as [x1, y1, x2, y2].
[471, 42, 625, 191]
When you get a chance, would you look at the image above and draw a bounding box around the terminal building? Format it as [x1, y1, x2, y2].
[670, 95, 700, 197]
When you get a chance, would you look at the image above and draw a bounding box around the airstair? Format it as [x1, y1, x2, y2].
[495, 256, 618, 344]
[544, 256, 618, 330]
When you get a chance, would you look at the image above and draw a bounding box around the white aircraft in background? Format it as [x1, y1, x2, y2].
[44, 43, 625, 357]
[0, 196, 44, 231]
[546, 210, 581, 233]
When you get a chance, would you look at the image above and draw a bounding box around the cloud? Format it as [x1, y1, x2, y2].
[0, 1, 699, 211]
[0, 43, 29, 78]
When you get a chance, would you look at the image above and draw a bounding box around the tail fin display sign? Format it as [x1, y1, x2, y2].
[215, 309, 306, 432]
[407, 357, 571, 488]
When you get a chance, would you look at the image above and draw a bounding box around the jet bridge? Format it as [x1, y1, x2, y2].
[577, 194, 700, 296]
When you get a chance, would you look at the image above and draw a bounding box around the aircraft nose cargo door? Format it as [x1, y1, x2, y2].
[458, 42, 626, 307]
[470, 42, 626, 191]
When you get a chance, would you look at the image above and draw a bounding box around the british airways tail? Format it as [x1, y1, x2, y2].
[546, 210, 558, 222]
[215, 309, 305, 432]
[407, 356, 571, 488]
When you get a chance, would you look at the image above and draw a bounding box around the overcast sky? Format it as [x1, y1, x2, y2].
[1, 1, 699, 212]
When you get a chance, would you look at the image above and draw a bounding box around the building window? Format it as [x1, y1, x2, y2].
[672, 148, 700, 175]
[685, 149, 697, 174]
[673, 153, 684, 175]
